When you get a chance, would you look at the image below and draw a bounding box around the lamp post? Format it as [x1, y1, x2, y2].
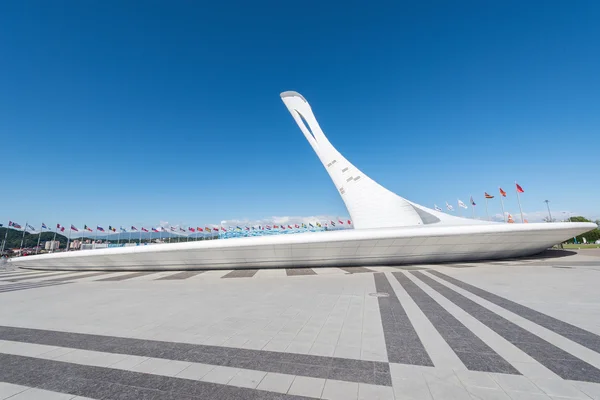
[544, 200, 553, 222]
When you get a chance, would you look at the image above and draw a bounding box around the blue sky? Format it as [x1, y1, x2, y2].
[1, 1, 599, 230]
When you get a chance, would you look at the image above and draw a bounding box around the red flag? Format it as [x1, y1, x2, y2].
[484, 192, 494, 199]
[294, 224, 299, 228]
[221, 226, 226, 231]
[189, 227, 195, 232]
[347, 220, 351, 224]
[287, 225, 293, 229]
[499, 188, 507, 197]
[338, 220, 344, 224]
[70, 225, 78, 232]
[212, 227, 218, 232]
[516, 183, 525, 193]
[141, 227, 148, 232]
[274, 225, 279, 229]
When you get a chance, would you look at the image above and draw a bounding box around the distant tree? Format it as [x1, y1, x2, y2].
[564, 216, 600, 244]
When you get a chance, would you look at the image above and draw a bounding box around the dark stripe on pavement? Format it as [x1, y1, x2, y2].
[373, 273, 433, 366]
[413, 271, 600, 383]
[0, 281, 70, 293]
[222, 269, 259, 278]
[430, 270, 600, 354]
[340, 267, 375, 274]
[0, 325, 391, 386]
[0, 353, 313, 400]
[45, 271, 111, 282]
[156, 271, 206, 280]
[286, 268, 316, 276]
[95, 272, 157, 281]
[1, 272, 76, 282]
[392, 272, 518, 374]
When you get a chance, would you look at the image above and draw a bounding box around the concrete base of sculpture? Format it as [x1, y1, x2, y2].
[9, 222, 595, 271]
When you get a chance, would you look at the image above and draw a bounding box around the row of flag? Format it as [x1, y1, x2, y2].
[3, 220, 353, 236]
[433, 182, 526, 222]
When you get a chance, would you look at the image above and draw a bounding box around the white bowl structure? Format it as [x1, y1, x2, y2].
[10, 91, 596, 271]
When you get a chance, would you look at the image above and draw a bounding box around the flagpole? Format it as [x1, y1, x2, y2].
[94, 228, 98, 249]
[139, 229, 142, 245]
[129, 230, 132, 244]
[52, 225, 58, 252]
[36, 224, 43, 254]
[471, 197, 475, 219]
[499, 189, 507, 223]
[19, 221, 28, 252]
[1, 221, 9, 253]
[485, 198, 490, 221]
[159, 229, 162, 244]
[515, 182, 525, 223]
[67, 226, 72, 252]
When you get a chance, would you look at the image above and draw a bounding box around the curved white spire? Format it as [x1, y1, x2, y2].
[280, 91, 487, 229]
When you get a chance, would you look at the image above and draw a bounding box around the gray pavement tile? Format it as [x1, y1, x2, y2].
[222, 269, 259, 278]
[95, 272, 157, 281]
[0, 382, 30, 399]
[256, 372, 296, 394]
[322, 379, 359, 400]
[357, 383, 395, 400]
[288, 376, 326, 398]
[286, 268, 317, 276]
[228, 369, 267, 389]
[156, 271, 205, 280]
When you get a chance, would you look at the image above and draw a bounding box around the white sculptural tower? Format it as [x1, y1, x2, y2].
[280, 91, 482, 229]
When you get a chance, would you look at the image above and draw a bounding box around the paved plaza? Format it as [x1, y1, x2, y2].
[1, 249, 600, 399]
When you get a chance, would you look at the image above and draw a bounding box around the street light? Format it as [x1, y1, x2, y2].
[544, 200, 553, 222]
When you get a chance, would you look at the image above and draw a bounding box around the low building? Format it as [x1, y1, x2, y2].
[44, 241, 60, 250]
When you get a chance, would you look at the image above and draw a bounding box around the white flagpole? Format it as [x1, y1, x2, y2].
[159, 229, 162, 244]
[139, 229, 142, 245]
[36, 224, 43, 254]
[129, 230, 132, 244]
[485, 198, 490, 221]
[471, 197, 475, 219]
[52, 225, 58, 252]
[19, 221, 28, 252]
[499, 189, 507, 223]
[117, 229, 120, 246]
[1, 221, 9, 253]
[94, 227, 98, 249]
[515, 182, 525, 223]
[66, 226, 72, 252]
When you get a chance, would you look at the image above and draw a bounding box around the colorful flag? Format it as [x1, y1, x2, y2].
[470, 196, 476, 206]
[9, 221, 22, 229]
[516, 183, 525, 193]
[499, 187, 507, 197]
[281, 225, 286, 229]
[131, 226, 138, 231]
[331, 221, 336, 226]
[347, 220, 351, 225]
[161, 227, 167, 232]
[26, 224, 36, 231]
[197, 227, 203, 232]
[338, 220, 344, 224]
[484, 192, 494, 199]
[56, 224, 65, 232]
[84, 225, 93, 232]
[316, 222, 322, 227]
[458, 200, 468, 209]
[288, 225, 293, 229]
[97, 226, 105, 232]
[245, 226, 250, 230]
[108, 226, 116, 232]
[434, 204, 442, 211]
[120, 227, 127, 232]
[221, 226, 226, 231]
[179, 227, 185, 232]
[71, 225, 79, 232]
[170, 227, 176, 232]
[189, 227, 195, 232]
[446, 202, 454, 211]
[309, 223, 314, 228]
[213, 227, 218, 232]
[141, 227, 148, 232]
[41, 223, 48, 230]
[152, 227, 159, 232]
[294, 224, 299, 228]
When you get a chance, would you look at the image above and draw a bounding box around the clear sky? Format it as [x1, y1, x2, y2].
[1, 1, 599, 230]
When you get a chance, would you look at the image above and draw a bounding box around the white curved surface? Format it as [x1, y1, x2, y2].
[9, 92, 597, 270]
